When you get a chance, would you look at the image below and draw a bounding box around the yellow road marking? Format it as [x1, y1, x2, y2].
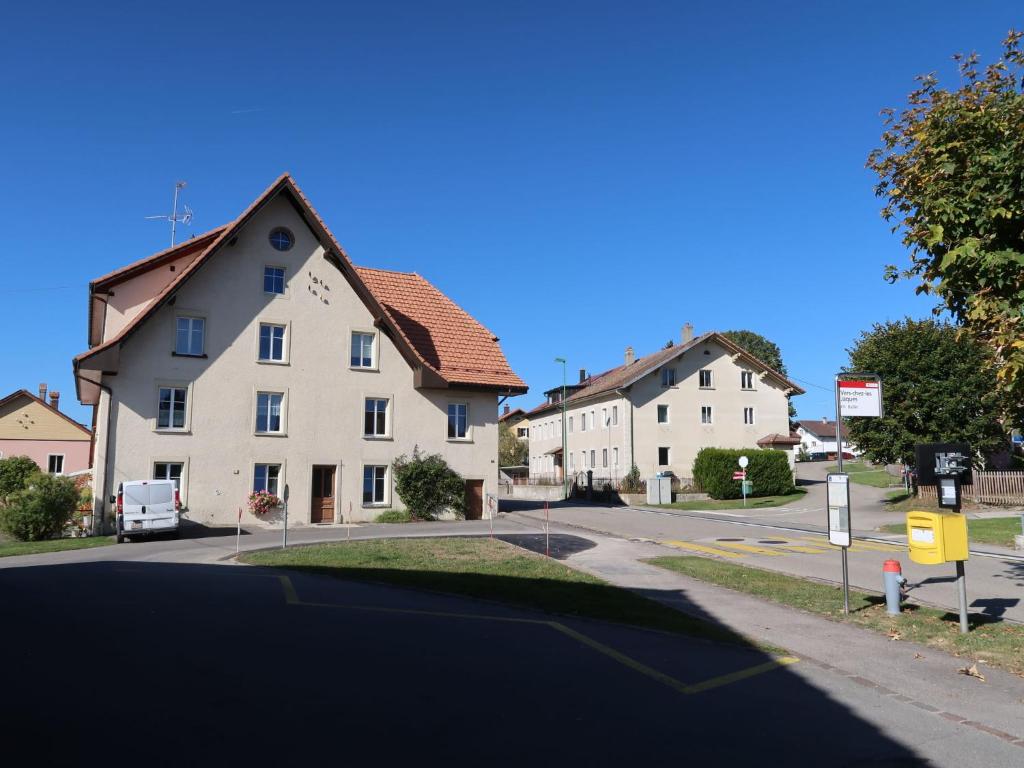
[771, 543, 832, 554]
[709, 540, 785, 556]
[661, 540, 745, 558]
[796, 537, 902, 553]
[277, 572, 799, 695]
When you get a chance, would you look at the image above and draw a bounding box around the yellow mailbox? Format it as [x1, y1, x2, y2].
[906, 511, 969, 565]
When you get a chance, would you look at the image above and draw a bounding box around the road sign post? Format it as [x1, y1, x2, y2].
[833, 372, 883, 614]
[738, 456, 749, 507]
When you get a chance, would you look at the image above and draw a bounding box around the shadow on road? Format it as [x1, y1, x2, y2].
[0, 558, 933, 765]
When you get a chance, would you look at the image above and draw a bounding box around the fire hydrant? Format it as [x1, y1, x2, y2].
[883, 559, 907, 615]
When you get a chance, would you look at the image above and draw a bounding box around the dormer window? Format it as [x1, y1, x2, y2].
[269, 227, 294, 252]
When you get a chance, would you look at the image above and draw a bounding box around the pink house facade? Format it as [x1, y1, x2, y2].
[0, 385, 92, 474]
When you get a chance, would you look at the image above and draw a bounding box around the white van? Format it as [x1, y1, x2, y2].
[115, 480, 180, 543]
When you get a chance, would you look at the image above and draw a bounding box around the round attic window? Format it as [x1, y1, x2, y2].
[269, 227, 294, 252]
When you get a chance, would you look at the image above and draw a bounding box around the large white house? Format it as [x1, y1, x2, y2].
[74, 174, 526, 527]
[526, 327, 803, 485]
[794, 419, 857, 459]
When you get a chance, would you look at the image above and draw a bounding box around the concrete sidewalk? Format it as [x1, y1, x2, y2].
[508, 513, 1024, 750]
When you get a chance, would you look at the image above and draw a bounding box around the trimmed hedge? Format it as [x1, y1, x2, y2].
[692, 448, 794, 500]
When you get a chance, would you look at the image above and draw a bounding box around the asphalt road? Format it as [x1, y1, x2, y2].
[2, 551, 1017, 767]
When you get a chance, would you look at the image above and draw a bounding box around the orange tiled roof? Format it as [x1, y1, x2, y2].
[355, 267, 526, 392]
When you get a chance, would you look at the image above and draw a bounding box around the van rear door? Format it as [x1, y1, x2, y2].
[122, 480, 178, 532]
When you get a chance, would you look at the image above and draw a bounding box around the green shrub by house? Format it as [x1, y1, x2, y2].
[692, 448, 794, 500]
[0, 472, 80, 541]
[392, 448, 466, 521]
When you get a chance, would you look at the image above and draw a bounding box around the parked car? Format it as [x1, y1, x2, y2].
[113, 480, 180, 543]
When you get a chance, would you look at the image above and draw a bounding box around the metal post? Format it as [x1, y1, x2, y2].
[170, 183, 180, 247]
[555, 357, 568, 501]
[545, 501, 550, 558]
[282, 484, 289, 549]
[956, 560, 968, 634]
[835, 375, 850, 614]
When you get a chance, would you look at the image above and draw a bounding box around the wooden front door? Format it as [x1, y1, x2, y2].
[311, 466, 336, 524]
[464, 479, 484, 520]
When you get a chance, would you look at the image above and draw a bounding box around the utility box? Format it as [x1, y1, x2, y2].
[647, 475, 672, 505]
[906, 511, 969, 565]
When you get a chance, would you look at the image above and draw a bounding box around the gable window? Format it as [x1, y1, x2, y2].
[448, 403, 469, 440]
[611, 405, 618, 426]
[154, 462, 183, 490]
[175, 316, 205, 356]
[741, 370, 754, 390]
[263, 266, 285, 294]
[47, 454, 64, 474]
[351, 332, 375, 369]
[701, 405, 713, 424]
[255, 392, 284, 434]
[269, 227, 294, 252]
[363, 465, 387, 505]
[662, 368, 676, 387]
[744, 407, 755, 425]
[658, 447, 670, 466]
[157, 386, 188, 430]
[258, 323, 286, 362]
[517, 427, 528, 438]
[657, 404, 669, 424]
[699, 369, 713, 388]
[364, 398, 389, 437]
[253, 463, 281, 496]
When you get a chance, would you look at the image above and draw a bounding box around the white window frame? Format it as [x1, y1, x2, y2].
[613, 447, 619, 467]
[611, 405, 618, 426]
[362, 464, 389, 506]
[741, 370, 755, 390]
[155, 382, 192, 432]
[253, 462, 283, 496]
[701, 405, 713, 425]
[744, 406, 755, 425]
[351, 330, 377, 370]
[47, 454, 65, 474]
[601, 408, 607, 429]
[257, 321, 290, 364]
[263, 265, 286, 296]
[174, 314, 205, 357]
[447, 402, 470, 441]
[590, 449, 595, 467]
[254, 390, 287, 435]
[153, 458, 189, 505]
[581, 413, 587, 432]
[364, 396, 391, 439]
[568, 416, 574, 433]
[602, 448, 608, 468]
[569, 452, 575, 470]
[699, 369, 714, 389]
[657, 404, 670, 424]
[662, 367, 676, 387]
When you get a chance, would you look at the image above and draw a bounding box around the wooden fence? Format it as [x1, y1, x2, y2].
[918, 471, 1024, 506]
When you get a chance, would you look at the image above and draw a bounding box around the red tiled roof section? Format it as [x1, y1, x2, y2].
[355, 267, 526, 392]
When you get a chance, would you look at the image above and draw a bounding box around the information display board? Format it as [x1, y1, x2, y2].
[838, 379, 883, 417]
[827, 473, 851, 547]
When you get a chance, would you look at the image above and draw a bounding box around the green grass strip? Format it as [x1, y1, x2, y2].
[0, 536, 116, 558]
[242, 537, 741, 644]
[646, 555, 1024, 676]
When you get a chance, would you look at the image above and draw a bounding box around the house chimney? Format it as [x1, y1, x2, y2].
[503, 404, 510, 416]
[49, 391, 60, 411]
[682, 322, 694, 343]
[625, 346, 635, 365]
[578, 368, 587, 383]
[38, 382, 47, 401]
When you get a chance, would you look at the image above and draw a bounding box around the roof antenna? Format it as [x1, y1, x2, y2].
[145, 181, 193, 247]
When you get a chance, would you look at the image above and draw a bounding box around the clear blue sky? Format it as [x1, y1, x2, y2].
[1, 2, 1019, 427]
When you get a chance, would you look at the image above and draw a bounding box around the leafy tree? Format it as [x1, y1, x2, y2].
[844, 319, 1007, 466]
[0, 472, 80, 541]
[722, 330, 787, 374]
[722, 329, 795, 416]
[867, 31, 1024, 412]
[499, 421, 529, 467]
[392, 447, 466, 520]
[0, 456, 40, 501]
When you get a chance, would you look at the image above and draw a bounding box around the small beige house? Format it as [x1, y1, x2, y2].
[74, 174, 526, 527]
[0, 384, 91, 474]
[526, 327, 803, 485]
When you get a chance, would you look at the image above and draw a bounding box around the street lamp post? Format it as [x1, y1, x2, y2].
[555, 357, 568, 500]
